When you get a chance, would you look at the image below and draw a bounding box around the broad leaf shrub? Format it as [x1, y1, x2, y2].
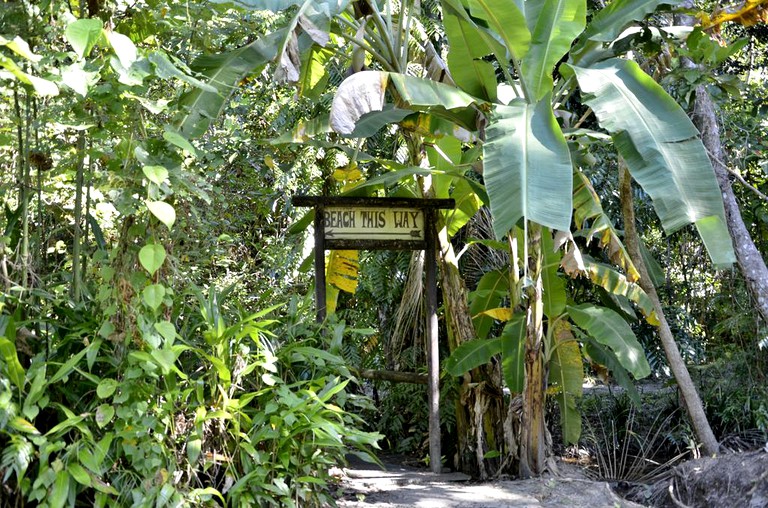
[0, 293, 381, 507]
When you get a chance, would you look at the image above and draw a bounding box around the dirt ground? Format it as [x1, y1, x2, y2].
[333, 454, 644, 508]
[624, 449, 768, 507]
[334, 449, 768, 508]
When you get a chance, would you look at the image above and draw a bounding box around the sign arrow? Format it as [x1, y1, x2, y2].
[326, 230, 422, 239]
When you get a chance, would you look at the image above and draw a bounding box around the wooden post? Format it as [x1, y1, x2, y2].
[314, 206, 326, 322]
[425, 208, 441, 474]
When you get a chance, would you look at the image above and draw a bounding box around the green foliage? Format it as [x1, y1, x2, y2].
[0, 294, 379, 507]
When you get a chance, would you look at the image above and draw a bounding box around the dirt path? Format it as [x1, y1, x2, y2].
[334, 455, 644, 507]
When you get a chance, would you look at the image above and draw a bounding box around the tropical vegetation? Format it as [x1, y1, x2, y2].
[1, 0, 767, 506]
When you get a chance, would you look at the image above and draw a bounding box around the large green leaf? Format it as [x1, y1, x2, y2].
[0, 332, 25, 391]
[581, 0, 680, 43]
[388, 73, 479, 110]
[348, 106, 413, 138]
[178, 30, 284, 138]
[444, 338, 501, 376]
[466, 0, 531, 61]
[298, 45, 333, 100]
[548, 320, 583, 444]
[500, 314, 525, 392]
[469, 269, 510, 340]
[442, 0, 498, 101]
[484, 98, 573, 237]
[522, 0, 586, 101]
[568, 58, 735, 267]
[64, 18, 103, 59]
[567, 303, 650, 379]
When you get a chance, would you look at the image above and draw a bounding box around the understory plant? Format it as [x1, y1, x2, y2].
[0, 289, 380, 508]
[580, 392, 692, 484]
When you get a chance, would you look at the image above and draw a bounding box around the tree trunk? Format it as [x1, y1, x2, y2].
[691, 85, 768, 326]
[518, 222, 549, 478]
[619, 166, 720, 456]
[436, 220, 506, 479]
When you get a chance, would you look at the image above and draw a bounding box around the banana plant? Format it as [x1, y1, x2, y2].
[319, 0, 734, 477]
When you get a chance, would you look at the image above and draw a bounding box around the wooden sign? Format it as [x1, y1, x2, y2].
[323, 207, 424, 241]
[291, 195, 454, 475]
[292, 196, 454, 250]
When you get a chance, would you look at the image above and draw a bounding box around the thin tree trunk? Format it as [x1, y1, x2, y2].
[14, 87, 30, 292]
[71, 131, 86, 301]
[619, 166, 720, 456]
[692, 85, 768, 326]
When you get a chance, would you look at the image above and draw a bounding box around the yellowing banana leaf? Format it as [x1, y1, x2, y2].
[548, 319, 583, 444]
[581, 255, 659, 326]
[476, 307, 513, 321]
[327, 250, 359, 294]
[573, 170, 638, 280]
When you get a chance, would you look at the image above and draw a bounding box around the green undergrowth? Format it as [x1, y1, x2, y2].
[0, 291, 381, 508]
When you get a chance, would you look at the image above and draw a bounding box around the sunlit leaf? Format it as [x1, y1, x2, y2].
[163, 129, 197, 156]
[522, 0, 586, 101]
[96, 378, 118, 399]
[442, 0, 499, 101]
[581, 0, 679, 43]
[466, 0, 531, 61]
[9, 416, 39, 434]
[49, 469, 70, 508]
[568, 58, 734, 267]
[484, 97, 573, 236]
[146, 200, 176, 230]
[476, 307, 513, 321]
[106, 30, 137, 68]
[95, 404, 114, 429]
[0, 334, 24, 390]
[142, 165, 169, 186]
[330, 71, 387, 135]
[139, 243, 166, 277]
[154, 321, 176, 345]
[65, 18, 103, 59]
[327, 250, 359, 294]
